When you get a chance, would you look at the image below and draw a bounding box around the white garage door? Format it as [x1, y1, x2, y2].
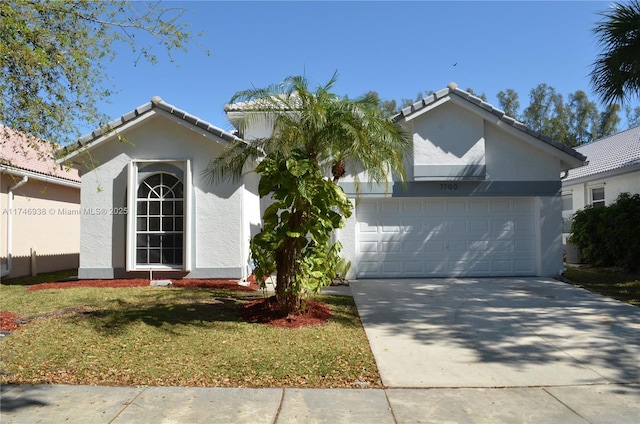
[356, 198, 536, 278]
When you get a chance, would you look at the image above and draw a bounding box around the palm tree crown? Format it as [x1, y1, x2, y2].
[207, 72, 411, 190]
[590, 0, 640, 105]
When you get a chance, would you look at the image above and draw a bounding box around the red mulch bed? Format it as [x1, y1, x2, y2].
[26, 278, 260, 291]
[240, 296, 332, 328]
[0, 311, 22, 332]
[1, 278, 331, 330]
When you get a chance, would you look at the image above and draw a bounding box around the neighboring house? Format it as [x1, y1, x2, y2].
[61, 83, 586, 281]
[1, 127, 81, 279]
[561, 125, 640, 262]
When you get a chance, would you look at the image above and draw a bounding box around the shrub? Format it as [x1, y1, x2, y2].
[569, 193, 640, 272]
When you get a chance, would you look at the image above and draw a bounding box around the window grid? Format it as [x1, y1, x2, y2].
[591, 187, 605, 208]
[136, 173, 184, 266]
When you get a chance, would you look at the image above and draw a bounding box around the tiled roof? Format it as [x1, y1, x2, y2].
[393, 82, 587, 163]
[0, 126, 80, 183]
[63, 96, 242, 160]
[563, 125, 640, 182]
[224, 94, 302, 112]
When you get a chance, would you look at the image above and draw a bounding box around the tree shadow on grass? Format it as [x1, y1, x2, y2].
[73, 292, 253, 336]
[70, 291, 361, 336]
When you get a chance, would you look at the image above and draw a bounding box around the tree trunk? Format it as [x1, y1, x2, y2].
[274, 210, 304, 315]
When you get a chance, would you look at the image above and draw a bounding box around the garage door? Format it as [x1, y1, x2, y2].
[356, 198, 536, 278]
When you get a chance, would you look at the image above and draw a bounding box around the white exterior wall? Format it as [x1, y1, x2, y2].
[563, 171, 640, 211]
[484, 123, 561, 181]
[232, 96, 572, 279]
[412, 101, 485, 171]
[339, 101, 566, 279]
[75, 112, 256, 279]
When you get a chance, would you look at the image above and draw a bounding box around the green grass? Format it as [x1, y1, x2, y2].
[1, 268, 77, 286]
[563, 265, 640, 307]
[0, 281, 380, 388]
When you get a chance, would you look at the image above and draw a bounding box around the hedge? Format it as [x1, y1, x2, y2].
[569, 192, 640, 272]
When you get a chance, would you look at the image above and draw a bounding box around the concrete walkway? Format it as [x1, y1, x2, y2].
[2, 278, 640, 423]
[2, 383, 639, 423]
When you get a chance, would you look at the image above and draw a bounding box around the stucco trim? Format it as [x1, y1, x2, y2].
[414, 164, 486, 181]
[78, 267, 245, 280]
[340, 180, 561, 197]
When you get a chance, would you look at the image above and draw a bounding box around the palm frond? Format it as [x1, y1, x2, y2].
[590, 0, 640, 104]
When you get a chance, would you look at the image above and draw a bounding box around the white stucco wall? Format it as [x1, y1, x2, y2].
[74, 112, 257, 279]
[563, 171, 640, 211]
[337, 101, 567, 279]
[484, 123, 562, 181]
[412, 101, 485, 169]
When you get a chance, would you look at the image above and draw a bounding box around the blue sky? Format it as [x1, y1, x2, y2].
[89, 0, 635, 136]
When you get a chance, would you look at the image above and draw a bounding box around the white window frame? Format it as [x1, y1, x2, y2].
[561, 191, 573, 233]
[126, 160, 192, 271]
[590, 185, 605, 208]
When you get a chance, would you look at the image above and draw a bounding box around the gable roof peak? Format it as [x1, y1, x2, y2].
[393, 83, 586, 167]
[58, 97, 243, 164]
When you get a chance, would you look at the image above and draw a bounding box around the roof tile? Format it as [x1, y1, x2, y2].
[564, 125, 640, 181]
[64, 97, 242, 160]
[0, 127, 80, 182]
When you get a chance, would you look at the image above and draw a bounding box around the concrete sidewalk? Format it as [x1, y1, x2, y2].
[2, 383, 640, 423]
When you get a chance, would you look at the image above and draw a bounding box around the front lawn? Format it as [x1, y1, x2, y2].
[563, 265, 640, 307]
[0, 281, 380, 388]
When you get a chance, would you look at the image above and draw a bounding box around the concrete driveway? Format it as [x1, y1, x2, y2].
[350, 278, 640, 388]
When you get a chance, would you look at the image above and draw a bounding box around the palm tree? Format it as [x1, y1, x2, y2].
[590, 1, 640, 105]
[207, 72, 411, 314]
[209, 72, 409, 188]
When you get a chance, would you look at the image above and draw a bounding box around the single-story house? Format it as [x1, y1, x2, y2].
[60, 83, 586, 280]
[561, 125, 640, 262]
[1, 127, 81, 278]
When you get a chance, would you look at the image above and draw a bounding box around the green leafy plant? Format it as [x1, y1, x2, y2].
[569, 192, 640, 272]
[206, 73, 411, 315]
[250, 150, 352, 315]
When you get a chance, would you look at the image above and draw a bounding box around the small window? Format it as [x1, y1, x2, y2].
[591, 187, 605, 208]
[561, 193, 573, 212]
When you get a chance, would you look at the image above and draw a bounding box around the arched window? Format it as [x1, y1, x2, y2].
[136, 173, 184, 266]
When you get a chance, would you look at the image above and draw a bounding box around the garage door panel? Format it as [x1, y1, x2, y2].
[470, 219, 490, 233]
[515, 259, 535, 273]
[451, 260, 491, 274]
[381, 201, 400, 214]
[447, 200, 467, 213]
[491, 200, 511, 212]
[425, 200, 446, 213]
[469, 240, 490, 251]
[356, 198, 537, 278]
[381, 241, 402, 253]
[491, 240, 514, 251]
[515, 239, 534, 252]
